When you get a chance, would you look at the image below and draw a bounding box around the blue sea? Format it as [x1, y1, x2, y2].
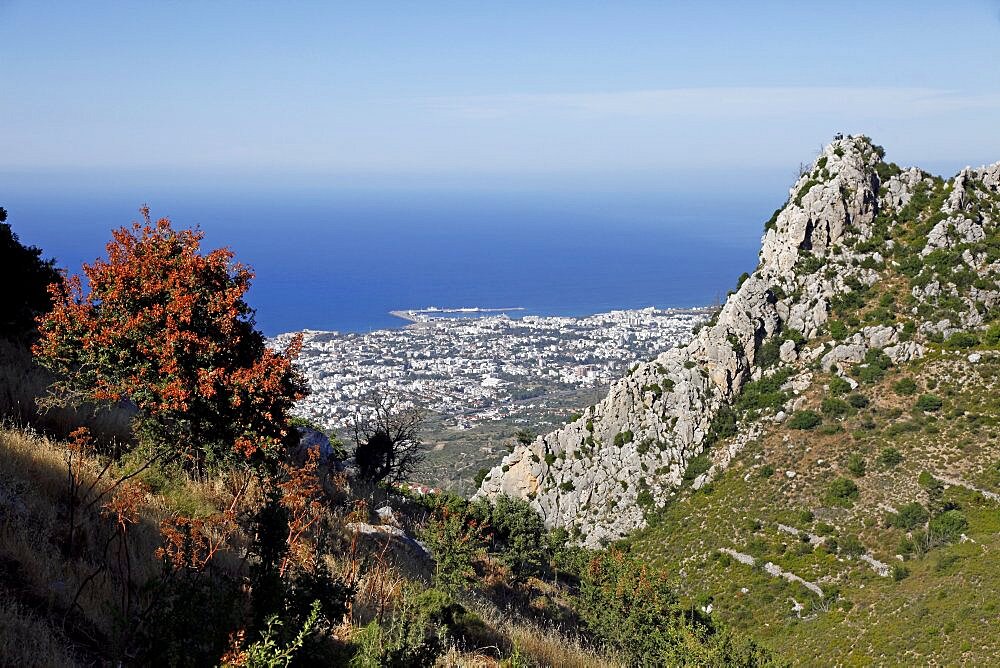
[6, 187, 772, 335]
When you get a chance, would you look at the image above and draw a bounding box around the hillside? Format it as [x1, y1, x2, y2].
[479, 135, 999, 540]
[478, 135, 1000, 663]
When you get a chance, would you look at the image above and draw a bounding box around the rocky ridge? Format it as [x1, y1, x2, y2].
[477, 135, 1000, 546]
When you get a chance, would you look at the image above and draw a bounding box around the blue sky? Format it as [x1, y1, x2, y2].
[2, 1, 1000, 192]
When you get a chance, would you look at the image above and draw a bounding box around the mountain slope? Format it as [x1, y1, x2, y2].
[478, 135, 1000, 548]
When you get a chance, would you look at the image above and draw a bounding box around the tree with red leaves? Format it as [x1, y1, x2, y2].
[34, 208, 306, 474]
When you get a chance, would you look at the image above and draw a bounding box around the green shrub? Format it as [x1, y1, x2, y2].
[815, 522, 835, 536]
[847, 453, 866, 477]
[929, 510, 968, 544]
[559, 481, 575, 492]
[794, 179, 821, 207]
[915, 394, 943, 412]
[854, 348, 893, 384]
[890, 502, 929, 530]
[578, 551, 775, 666]
[892, 564, 910, 581]
[641, 383, 663, 399]
[544, 453, 556, 466]
[614, 430, 634, 447]
[515, 428, 536, 446]
[878, 447, 904, 467]
[983, 322, 1000, 347]
[349, 604, 444, 667]
[637, 489, 654, 508]
[826, 477, 860, 507]
[943, 331, 979, 349]
[755, 337, 782, 369]
[847, 393, 869, 409]
[704, 406, 737, 445]
[734, 368, 793, 415]
[788, 410, 822, 430]
[683, 453, 712, 482]
[244, 600, 321, 667]
[821, 397, 851, 417]
[828, 376, 852, 395]
[828, 320, 849, 340]
[839, 534, 865, 557]
[482, 495, 548, 582]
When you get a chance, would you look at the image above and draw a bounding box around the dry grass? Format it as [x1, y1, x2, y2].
[0, 425, 251, 661]
[0, 423, 620, 667]
[0, 592, 79, 667]
[0, 338, 132, 444]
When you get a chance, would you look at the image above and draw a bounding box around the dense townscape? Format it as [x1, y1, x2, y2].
[274, 306, 711, 432]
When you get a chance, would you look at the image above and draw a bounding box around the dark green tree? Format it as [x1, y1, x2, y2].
[0, 207, 60, 341]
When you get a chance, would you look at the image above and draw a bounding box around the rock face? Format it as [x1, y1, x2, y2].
[476, 136, 1000, 547]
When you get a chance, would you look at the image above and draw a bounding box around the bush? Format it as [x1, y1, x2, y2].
[828, 376, 852, 395]
[821, 397, 851, 418]
[890, 502, 929, 530]
[614, 430, 634, 447]
[34, 211, 306, 471]
[515, 428, 536, 445]
[828, 320, 849, 340]
[893, 377, 918, 395]
[847, 453, 866, 477]
[847, 393, 869, 409]
[734, 368, 793, 415]
[915, 394, 943, 412]
[878, 447, 904, 467]
[929, 510, 968, 544]
[854, 348, 893, 384]
[943, 331, 979, 349]
[482, 495, 548, 582]
[421, 501, 488, 593]
[892, 564, 910, 581]
[788, 410, 822, 430]
[704, 406, 738, 445]
[578, 551, 775, 666]
[826, 477, 860, 507]
[683, 453, 712, 482]
[839, 534, 865, 557]
[983, 322, 1000, 347]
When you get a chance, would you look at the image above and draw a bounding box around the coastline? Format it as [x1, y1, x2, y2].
[387, 304, 716, 326]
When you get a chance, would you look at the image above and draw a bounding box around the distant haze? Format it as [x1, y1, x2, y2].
[2, 2, 999, 190]
[2, 2, 999, 333]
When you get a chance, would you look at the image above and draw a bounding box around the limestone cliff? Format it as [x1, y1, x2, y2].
[476, 135, 1000, 546]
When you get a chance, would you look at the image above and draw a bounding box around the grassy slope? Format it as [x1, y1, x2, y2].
[620, 152, 1000, 665]
[623, 350, 1000, 665]
[0, 425, 618, 667]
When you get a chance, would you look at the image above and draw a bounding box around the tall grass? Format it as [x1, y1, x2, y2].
[0, 338, 132, 444]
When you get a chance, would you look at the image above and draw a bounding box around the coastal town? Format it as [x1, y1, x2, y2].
[273, 306, 711, 436]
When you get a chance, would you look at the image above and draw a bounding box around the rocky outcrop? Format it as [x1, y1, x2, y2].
[477, 136, 1000, 546]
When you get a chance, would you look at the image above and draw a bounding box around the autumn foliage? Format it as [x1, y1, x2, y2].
[34, 208, 306, 471]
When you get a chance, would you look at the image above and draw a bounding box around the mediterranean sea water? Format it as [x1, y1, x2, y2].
[7, 187, 771, 335]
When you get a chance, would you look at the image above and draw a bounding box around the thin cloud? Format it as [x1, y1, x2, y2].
[420, 87, 1000, 121]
